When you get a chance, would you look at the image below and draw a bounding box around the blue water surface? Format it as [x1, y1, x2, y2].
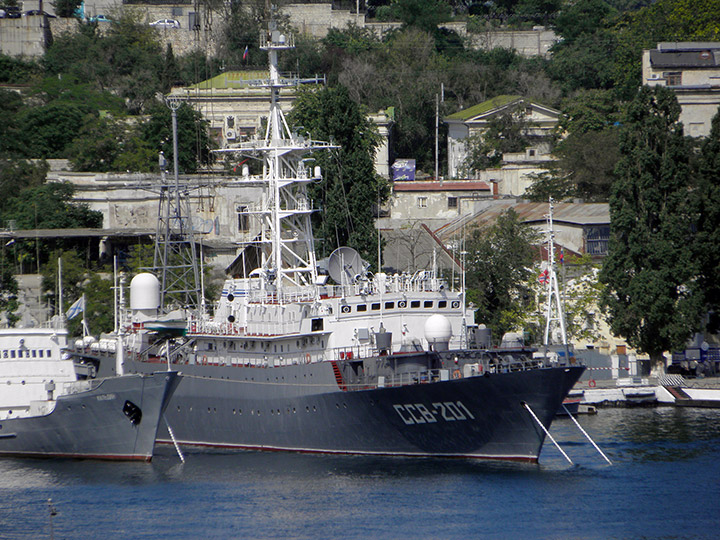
[1, 407, 718, 540]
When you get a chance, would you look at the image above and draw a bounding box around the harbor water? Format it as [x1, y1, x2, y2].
[1, 407, 718, 539]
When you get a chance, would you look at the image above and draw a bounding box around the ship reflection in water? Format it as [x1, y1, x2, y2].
[1, 408, 718, 539]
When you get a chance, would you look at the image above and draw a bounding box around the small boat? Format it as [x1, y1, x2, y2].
[0, 326, 180, 461]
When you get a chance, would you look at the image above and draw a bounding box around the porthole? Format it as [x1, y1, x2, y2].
[398, 300, 407, 308]
[341, 305, 351, 314]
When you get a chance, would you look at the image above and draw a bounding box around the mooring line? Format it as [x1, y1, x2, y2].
[164, 414, 185, 463]
[522, 402, 573, 465]
[562, 404, 612, 465]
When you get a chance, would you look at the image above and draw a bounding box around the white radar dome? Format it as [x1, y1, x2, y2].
[424, 314, 452, 343]
[130, 273, 160, 311]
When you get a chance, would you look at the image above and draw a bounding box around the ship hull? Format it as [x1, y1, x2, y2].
[0, 372, 180, 461]
[127, 360, 583, 462]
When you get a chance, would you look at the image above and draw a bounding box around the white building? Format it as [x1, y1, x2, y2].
[444, 95, 560, 186]
[643, 42, 720, 137]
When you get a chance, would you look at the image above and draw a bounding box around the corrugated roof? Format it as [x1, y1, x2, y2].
[445, 95, 523, 121]
[435, 202, 609, 241]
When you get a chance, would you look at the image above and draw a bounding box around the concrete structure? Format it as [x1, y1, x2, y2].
[46, 170, 264, 270]
[2, 2, 558, 59]
[170, 73, 394, 178]
[385, 179, 494, 226]
[643, 42, 720, 137]
[444, 95, 559, 190]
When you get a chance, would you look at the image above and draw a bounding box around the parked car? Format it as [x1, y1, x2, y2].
[2, 6, 21, 18]
[88, 14, 111, 22]
[24, 10, 57, 17]
[149, 18, 180, 28]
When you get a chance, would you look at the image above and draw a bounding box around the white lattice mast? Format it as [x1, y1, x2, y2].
[153, 96, 202, 313]
[543, 198, 568, 353]
[216, 12, 334, 300]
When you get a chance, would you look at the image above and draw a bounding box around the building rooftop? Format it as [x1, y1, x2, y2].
[445, 95, 523, 121]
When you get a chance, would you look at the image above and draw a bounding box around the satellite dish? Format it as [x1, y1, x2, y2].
[327, 247, 365, 285]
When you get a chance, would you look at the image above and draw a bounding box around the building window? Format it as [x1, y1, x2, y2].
[417, 196, 427, 208]
[237, 205, 249, 232]
[664, 72, 682, 86]
[448, 197, 458, 209]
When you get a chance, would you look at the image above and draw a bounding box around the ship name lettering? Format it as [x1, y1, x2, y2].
[393, 401, 474, 424]
[96, 393, 116, 401]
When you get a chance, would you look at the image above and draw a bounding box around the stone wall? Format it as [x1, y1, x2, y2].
[2, 2, 557, 59]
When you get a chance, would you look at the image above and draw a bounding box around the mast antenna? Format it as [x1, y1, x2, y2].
[152, 95, 202, 314]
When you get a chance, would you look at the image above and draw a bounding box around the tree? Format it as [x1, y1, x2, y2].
[599, 85, 703, 370]
[288, 85, 390, 268]
[52, 0, 82, 17]
[465, 209, 539, 343]
[526, 128, 619, 202]
[140, 101, 212, 173]
[2, 182, 102, 230]
[692, 107, 720, 330]
[460, 106, 536, 176]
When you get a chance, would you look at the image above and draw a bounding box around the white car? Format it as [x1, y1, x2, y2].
[150, 18, 180, 28]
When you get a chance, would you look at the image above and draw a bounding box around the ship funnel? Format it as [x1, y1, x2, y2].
[425, 314, 452, 352]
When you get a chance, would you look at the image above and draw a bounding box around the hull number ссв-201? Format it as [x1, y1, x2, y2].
[392, 401, 475, 425]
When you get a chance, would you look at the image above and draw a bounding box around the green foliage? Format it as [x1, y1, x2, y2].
[140, 101, 212, 173]
[460, 107, 536, 175]
[9, 102, 89, 158]
[67, 116, 125, 172]
[553, 0, 617, 43]
[692, 107, 720, 326]
[558, 254, 605, 343]
[39, 251, 113, 335]
[53, 0, 81, 17]
[81, 273, 114, 336]
[0, 160, 48, 214]
[391, 0, 452, 33]
[547, 30, 618, 93]
[0, 256, 19, 327]
[465, 209, 539, 342]
[528, 128, 619, 202]
[599, 85, 703, 366]
[288, 85, 390, 268]
[2, 182, 102, 230]
[0, 54, 41, 84]
[41, 250, 88, 314]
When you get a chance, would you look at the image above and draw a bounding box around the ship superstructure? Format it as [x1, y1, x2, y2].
[81, 17, 584, 462]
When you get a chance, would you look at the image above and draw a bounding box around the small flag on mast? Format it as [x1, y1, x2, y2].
[66, 296, 85, 320]
[243, 46, 249, 61]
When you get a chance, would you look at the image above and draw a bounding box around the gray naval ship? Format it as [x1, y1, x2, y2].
[0, 326, 180, 461]
[80, 20, 584, 462]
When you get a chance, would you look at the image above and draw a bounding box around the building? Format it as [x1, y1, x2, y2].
[170, 72, 394, 178]
[435, 201, 610, 260]
[643, 42, 720, 137]
[444, 95, 560, 195]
